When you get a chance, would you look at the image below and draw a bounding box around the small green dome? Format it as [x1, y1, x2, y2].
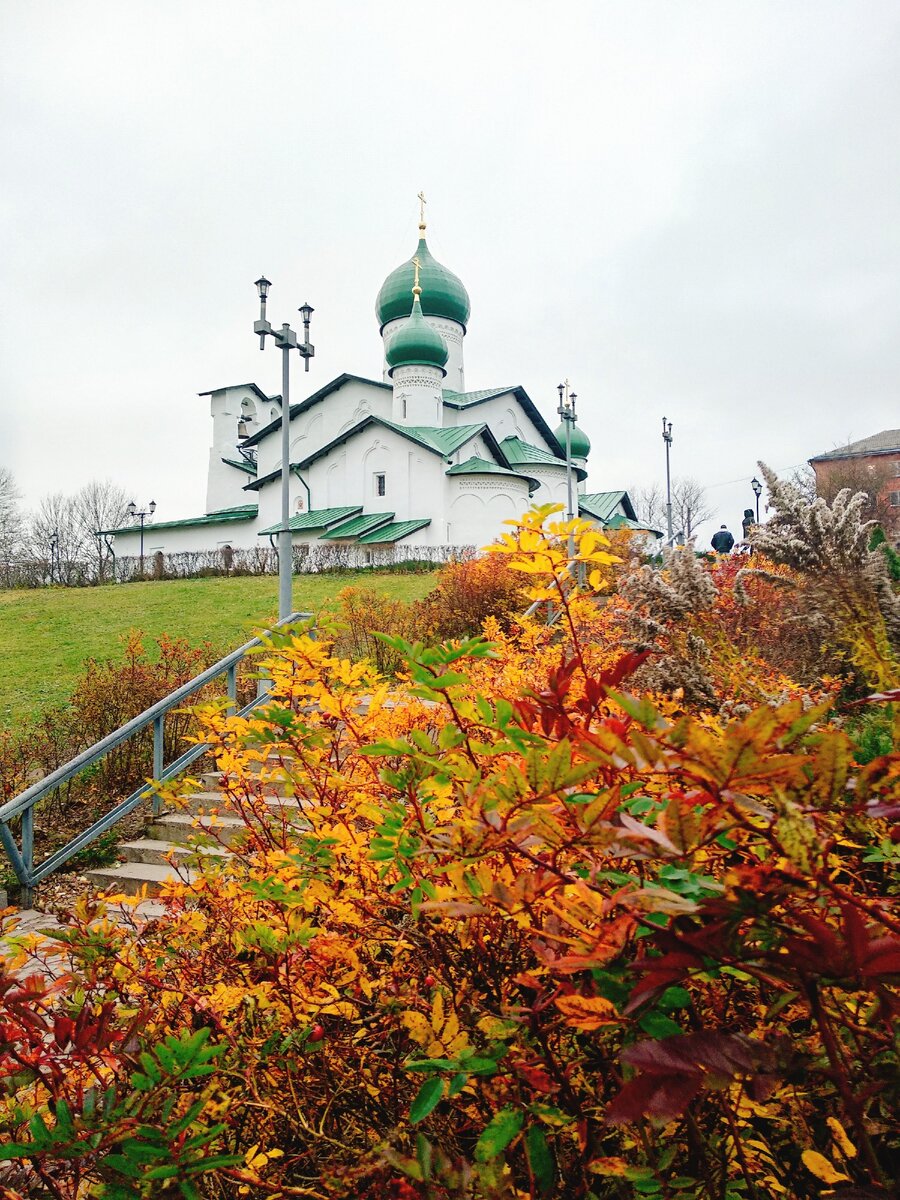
[555, 421, 591, 459]
[377, 237, 470, 331]
[385, 294, 449, 374]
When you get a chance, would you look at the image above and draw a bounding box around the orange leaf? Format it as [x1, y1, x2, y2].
[555, 994, 619, 1030]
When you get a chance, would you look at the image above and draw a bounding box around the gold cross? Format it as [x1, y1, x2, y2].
[417, 190, 427, 228]
[412, 255, 421, 291]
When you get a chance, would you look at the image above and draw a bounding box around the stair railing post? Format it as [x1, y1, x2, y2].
[226, 663, 238, 711]
[21, 806, 34, 908]
[153, 714, 165, 818]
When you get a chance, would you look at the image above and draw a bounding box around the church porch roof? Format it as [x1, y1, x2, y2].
[319, 513, 395, 539]
[579, 491, 638, 523]
[257, 507, 363, 536]
[101, 505, 258, 536]
[358, 519, 431, 544]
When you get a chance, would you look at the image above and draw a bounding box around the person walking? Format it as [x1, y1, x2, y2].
[711, 525, 735, 554]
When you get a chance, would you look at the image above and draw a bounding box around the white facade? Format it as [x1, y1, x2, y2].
[110, 224, 639, 559]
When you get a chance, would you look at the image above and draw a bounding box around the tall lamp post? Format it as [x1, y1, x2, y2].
[48, 531, 59, 585]
[253, 277, 315, 620]
[751, 476, 762, 524]
[662, 417, 674, 545]
[557, 381, 577, 523]
[126, 500, 156, 577]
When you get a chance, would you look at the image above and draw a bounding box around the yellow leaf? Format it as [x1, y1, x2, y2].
[801, 1150, 850, 1184]
[401, 1011, 433, 1047]
[588, 1156, 629, 1176]
[431, 990, 445, 1033]
[555, 993, 619, 1030]
[826, 1117, 857, 1159]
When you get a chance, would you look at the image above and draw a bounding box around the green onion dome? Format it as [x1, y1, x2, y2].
[377, 237, 470, 331]
[385, 294, 449, 374]
[555, 420, 591, 459]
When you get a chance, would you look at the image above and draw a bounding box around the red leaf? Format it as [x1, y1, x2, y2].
[605, 1071, 703, 1124]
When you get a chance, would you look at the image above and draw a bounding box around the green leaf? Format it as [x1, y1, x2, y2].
[525, 1125, 555, 1194]
[416, 1133, 433, 1181]
[638, 1012, 683, 1038]
[410, 1077, 444, 1124]
[474, 1107, 524, 1162]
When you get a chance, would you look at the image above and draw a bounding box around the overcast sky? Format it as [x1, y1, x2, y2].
[2, 0, 898, 548]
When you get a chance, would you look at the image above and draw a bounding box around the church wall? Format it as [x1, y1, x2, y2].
[206, 385, 269, 514]
[254, 378, 391, 481]
[525, 466, 571, 509]
[274, 425, 448, 535]
[113, 519, 261, 556]
[444, 476, 532, 545]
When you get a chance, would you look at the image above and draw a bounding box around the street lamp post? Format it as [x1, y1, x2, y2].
[253, 277, 315, 620]
[751, 476, 762, 524]
[127, 500, 156, 577]
[557, 382, 577, 523]
[48, 532, 58, 585]
[662, 417, 674, 545]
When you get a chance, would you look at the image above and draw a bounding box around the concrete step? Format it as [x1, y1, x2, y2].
[147, 812, 248, 847]
[118, 838, 231, 868]
[173, 790, 305, 816]
[84, 861, 196, 897]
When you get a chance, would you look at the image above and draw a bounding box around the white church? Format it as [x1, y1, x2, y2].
[110, 208, 644, 562]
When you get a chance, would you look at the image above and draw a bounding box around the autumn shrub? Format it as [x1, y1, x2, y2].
[1, 506, 898, 1200]
[413, 554, 530, 640]
[752, 464, 900, 690]
[331, 585, 421, 675]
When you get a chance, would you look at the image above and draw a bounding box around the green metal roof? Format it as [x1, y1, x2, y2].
[384, 420, 487, 456]
[257, 506, 362, 536]
[102, 505, 258, 536]
[446, 456, 540, 493]
[319, 512, 394, 539]
[221, 456, 257, 476]
[385, 294, 449, 373]
[606, 513, 663, 537]
[294, 416, 499, 472]
[443, 387, 513, 406]
[443, 386, 563, 456]
[579, 492, 638, 523]
[358, 518, 431, 544]
[501, 436, 588, 481]
[376, 237, 470, 331]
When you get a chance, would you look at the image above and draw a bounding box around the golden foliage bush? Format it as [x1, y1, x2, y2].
[1, 506, 898, 1199]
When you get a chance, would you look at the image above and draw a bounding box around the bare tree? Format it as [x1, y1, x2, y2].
[630, 481, 666, 530]
[672, 477, 713, 540]
[29, 493, 89, 585]
[0, 468, 22, 586]
[631, 476, 712, 540]
[75, 479, 131, 582]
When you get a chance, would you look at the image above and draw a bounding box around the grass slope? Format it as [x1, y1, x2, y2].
[0, 572, 437, 725]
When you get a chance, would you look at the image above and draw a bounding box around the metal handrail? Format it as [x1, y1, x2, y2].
[0, 612, 310, 905]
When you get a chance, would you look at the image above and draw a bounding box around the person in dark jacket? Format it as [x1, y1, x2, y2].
[711, 525, 735, 553]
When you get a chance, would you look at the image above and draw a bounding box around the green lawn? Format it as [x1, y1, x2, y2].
[0, 572, 437, 726]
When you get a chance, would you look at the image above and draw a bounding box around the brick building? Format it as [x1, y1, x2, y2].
[809, 429, 900, 544]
